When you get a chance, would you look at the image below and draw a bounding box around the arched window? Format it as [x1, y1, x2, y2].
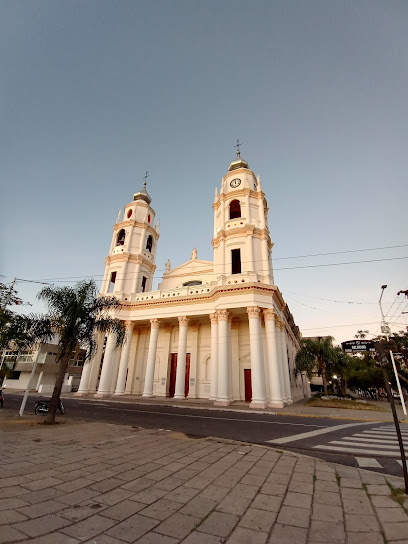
[229, 200, 241, 219]
[183, 280, 203, 287]
[116, 229, 126, 246]
[146, 235, 153, 252]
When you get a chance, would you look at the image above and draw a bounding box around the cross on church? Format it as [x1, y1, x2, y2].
[233, 139, 243, 155]
[143, 171, 149, 188]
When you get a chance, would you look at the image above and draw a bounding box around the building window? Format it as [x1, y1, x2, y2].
[109, 271, 117, 293]
[141, 276, 147, 292]
[183, 280, 202, 286]
[116, 229, 126, 246]
[231, 249, 241, 274]
[229, 200, 241, 220]
[146, 235, 153, 252]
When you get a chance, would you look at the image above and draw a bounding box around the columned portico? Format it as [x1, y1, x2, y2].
[247, 306, 267, 409]
[115, 321, 134, 395]
[96, 334, 117, 396]
[214, 309, 231, 406]
[280, 322, 293, 404]
[264, 309, 285, 408]
[174, 316, 189, 399]
[209, 313, 218, 400]
[77, 332, 105, 395]
[142, 319, 160, 397]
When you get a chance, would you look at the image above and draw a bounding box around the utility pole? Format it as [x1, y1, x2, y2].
[379, 285, 407, 416]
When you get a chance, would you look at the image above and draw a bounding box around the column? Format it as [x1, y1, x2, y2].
[125, 327, 139, 394]
[214, 309, 231, 406]
[188, 322, 200, 399]
[264, 309, 284, 408]
[209, 313, 218, 400]
[132, 261, 142, 293]
[87, 332, 105, 394]
[96, 334, 117, 396]
[231, 318, 240, 400]
[247, 306, 267, 409]
[159, 323, 172, 397]
[117, 260, 128, 292]
[115, 321, 134, 395]
[142, 319, 160, 397]
[174, 316, 189, 399]
[133, 327, 149, 394]
[279, 321, 292, 404]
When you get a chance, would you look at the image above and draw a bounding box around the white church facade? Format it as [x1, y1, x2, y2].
[77, 151, 310, 408]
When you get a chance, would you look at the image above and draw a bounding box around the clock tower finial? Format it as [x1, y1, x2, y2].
[229, 140, 248, 171]
[233, 139, 243, 157]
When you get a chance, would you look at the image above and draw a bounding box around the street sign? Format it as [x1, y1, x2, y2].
[341, 340, 376, 353]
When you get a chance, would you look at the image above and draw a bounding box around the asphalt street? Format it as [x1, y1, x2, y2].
[4, 392, 408, 478]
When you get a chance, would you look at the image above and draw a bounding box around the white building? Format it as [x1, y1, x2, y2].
[77, 151, 310, 408]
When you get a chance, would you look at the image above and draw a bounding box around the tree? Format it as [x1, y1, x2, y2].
[295, 336, 336, 396]
[36, 280, 125, 424]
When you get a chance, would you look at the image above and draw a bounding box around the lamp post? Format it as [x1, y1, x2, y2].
[379, 285, 407, 416]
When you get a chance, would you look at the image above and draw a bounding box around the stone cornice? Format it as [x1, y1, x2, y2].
[113, 221, 159, 238]
[212, 226, 271, 247]
[213, 189, 266, 210]
[105, 254, 156, 272]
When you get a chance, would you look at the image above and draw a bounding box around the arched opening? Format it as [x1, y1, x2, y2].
[116, 229, 126, 246]
[229, 200, 241, 220]
[146, 235, 153, 252]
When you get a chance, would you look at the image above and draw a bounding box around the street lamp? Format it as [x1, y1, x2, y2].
[379, 285, 407, 415]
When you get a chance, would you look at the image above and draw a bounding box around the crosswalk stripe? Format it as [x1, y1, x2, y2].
[362, 430, 408, 436]
[351, 435, 408, 444]
[329, 440, 400, 450]
[356, 457, 383, 468]
[314, 445, 401, 457]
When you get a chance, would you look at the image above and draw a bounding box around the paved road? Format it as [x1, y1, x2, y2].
[5, 393, 408, 478]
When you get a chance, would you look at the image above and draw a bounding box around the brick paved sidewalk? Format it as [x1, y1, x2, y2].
[1, 415, 408, 544]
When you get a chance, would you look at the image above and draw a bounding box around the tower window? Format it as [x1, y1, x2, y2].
[141, 276, 147, 292]
[109, 271, 117, 293]
[229, 200, 241, 220]
[146, 235, 153, 252]
[231, 249, 241, 275]
[116, 229, 126, 246]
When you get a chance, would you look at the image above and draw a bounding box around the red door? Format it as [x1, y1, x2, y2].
[244, 369, 252, 402]
[169, 353, 191, 398]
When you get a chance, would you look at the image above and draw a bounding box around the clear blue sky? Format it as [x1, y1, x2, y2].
[1, 0, 407, 343]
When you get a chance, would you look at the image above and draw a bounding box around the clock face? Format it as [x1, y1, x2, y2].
[230, 178, 241, 188]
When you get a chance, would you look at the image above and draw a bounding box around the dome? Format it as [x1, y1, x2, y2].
[228, 150, 249, 171]
[133, 181, 151, 205]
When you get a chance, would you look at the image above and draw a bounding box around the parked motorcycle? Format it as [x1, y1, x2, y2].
[34, 398, 65, 415]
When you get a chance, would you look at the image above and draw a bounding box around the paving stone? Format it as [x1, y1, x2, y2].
[313, 490, 341, 506]
[153, 476, 185, 492]
[371, 494, 400, 508]
[276, 505, 310, 528]
[59, 501, 107, 521]
[239, 474, 266, 487]
[197, 511, 239, 537]
[249, 465, 271, 477]
[120, 477, 155, 492]
[134, 533, 179, 544]
[154, 512, 199, 539]
[283, 491, 312, 509]
[84, 469, 118, 482]
[97, 488, 135, 506]
[180, 496, 217, 518]
[84, 535, 127, 544]
[314, 480, 338, 492]
[268, 523, 307, 544]
[266, 472, 291, 485]
[316, 470, 337, 482]
[0, 525, 27, 544]
[238, 507, 276, 532]
[216, 493, 251, 516]
[341, 488, 368, 500]
[308, 519, 345, 543]
[18, 499, 67, 519]
[89, 478, 124, 493]
[199, 484, 230, 502]
[0, 497, 29, 511]
[251, 493, 282, 513]
[346, 534, 385, 544]
[227, 526, 268, 544]
[214, 474, 241, 488]
[260, 482, 287, 496]
[55, 478, 95, 493]
[182, 531, 225, 544]
[130, 488, 168, 505]
[140, 498, 181, 521]
[343, 498, 373, 515]
[58, 488, 100, 505]
[20, 477, 63, 491]
[12, 513, 72, 538]
[340, 478, 362, 488]
[290, 472, 314, 484]
[0, 476, 31, 488]
[345, 514, 380, 532]
[165, 485, 200, 504]
[107, 513, 159, 542]
[366, 484, 390, 495]
[61, 513, 116, 540]
[360, 473, 386, 485]
[312, 502, 343, 522]
[100, 499, 146, 521]
[0, 509, 27, 525]
[12, 531, 79, 544]
[1, 485, 30, 498]
[184, 476, 213, 490]
[382, 521, 408, 541]
[375, 506, 408, 523]
[229, 484, 259, 500]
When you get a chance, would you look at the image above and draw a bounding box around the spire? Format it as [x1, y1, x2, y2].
[133, 171, 152, 204]
[228, 139, 249, 171]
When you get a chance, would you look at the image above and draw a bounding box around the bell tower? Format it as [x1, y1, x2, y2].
[212, 146, 274, 285]
[101, 174, 159, 297]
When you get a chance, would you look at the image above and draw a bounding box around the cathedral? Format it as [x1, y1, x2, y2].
[77, 150, 310, 408]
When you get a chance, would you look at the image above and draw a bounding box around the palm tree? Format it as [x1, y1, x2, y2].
[36, 280, 125, 424]
[295, 336, 336, 396]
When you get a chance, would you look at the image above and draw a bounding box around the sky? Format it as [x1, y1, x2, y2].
[1, 0, 408, 344]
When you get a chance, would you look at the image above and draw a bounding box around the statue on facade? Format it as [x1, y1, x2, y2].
[165, 259, 171, 272]
[191, 248, 197, 260]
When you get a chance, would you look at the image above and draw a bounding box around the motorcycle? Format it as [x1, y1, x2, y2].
[34, 398, 65, 415]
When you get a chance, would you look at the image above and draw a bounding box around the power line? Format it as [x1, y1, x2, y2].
[274, 243, 408, 261]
